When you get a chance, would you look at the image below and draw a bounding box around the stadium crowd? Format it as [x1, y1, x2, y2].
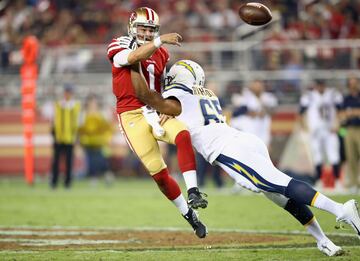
[1, 0, 360, 69]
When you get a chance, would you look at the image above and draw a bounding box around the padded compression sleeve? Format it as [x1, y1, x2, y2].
[113, 49, 132, 67]
[284, 179, 317, 206]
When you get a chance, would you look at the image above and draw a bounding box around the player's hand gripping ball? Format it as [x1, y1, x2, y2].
[238, 2, 272, 26]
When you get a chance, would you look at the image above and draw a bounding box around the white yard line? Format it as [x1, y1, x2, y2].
[1, 246, 360, 254]
[0, 238, 141, 246]
[0, 230, 100, 236]
[0, 225, 356, 238]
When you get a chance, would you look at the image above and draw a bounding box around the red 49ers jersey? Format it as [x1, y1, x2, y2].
[107, 36, 169, 114]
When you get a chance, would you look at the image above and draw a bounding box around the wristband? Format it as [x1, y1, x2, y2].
[153, 37, 163, 48]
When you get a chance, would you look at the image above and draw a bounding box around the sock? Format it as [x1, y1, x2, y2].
[152, 168, 181, 200]
[305, 218, 327, 243]
[284, 199, 314, 225]
[183, 170, 197, 191]
[332, 164, 340, 179]
[172, 194, 189, 215]
[283, 199, 327, 242]
[311, 192, 343, 217]
[284, 179, 344, 217]
[175, 130, 197, 173]
[315, 164, 322, 181]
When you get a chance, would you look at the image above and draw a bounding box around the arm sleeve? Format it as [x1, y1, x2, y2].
[113, 49, 132, 67]
[232, 106, 248, 117]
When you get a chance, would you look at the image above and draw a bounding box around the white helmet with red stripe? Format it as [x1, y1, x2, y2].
[128, 7, 160, 45]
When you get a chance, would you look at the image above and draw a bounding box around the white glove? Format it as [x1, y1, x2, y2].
[141, 105, 165, 137]
[117, 36, 137, 50]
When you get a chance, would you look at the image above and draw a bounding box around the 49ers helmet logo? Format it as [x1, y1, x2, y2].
[129, 12, 137, 23]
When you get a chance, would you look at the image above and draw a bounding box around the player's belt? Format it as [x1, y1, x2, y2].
[119, 108, 143, 116]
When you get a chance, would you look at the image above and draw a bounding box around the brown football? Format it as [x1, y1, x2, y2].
[238, 2, 272, 26]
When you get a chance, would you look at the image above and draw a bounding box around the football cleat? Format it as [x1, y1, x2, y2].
[187, 188, 208, 209]
[183, 208, 207, 238]
[317, 238, 344, 256]
[336, 199, 360, 239]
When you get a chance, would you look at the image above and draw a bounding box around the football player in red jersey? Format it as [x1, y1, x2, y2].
[106, 7, 207, 238]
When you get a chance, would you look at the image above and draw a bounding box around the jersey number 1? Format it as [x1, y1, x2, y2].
[146, 64, 155, 90]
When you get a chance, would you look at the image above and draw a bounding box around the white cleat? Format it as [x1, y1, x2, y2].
[337, 199, 360, 239]
[317, 239, 344, 256]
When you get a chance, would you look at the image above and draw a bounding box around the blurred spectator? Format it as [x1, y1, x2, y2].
[0, 0, 359, 74]
[230, 80, 278, 148]
[51, 83, 81, 189]
[299, 80, 343, 188]
[283, 50, 303, 90]
[339, 77, 360, 194]
[205, 0, 238, 40]
[78, 94, 114, 186]
[0, 0, 357, 89]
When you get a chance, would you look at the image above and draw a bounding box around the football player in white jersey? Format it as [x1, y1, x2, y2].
[230, 80, 278, 148]
[300, 80, 343, 187]
[130, 60, 360, 257]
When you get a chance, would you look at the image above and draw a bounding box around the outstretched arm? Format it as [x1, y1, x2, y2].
[130, 64, 182, 116]
[128, 33, 182, 64]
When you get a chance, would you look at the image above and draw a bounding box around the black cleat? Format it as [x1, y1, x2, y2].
[183, 208, 207, 238]
[187, 188, 208, 209]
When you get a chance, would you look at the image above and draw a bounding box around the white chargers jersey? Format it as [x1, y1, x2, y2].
[300, 88, 342, 133]
[163, 83, 236, 163]
[230, 88, 278, 146]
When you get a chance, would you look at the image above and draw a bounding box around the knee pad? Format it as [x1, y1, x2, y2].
[284, 179, 317, 206]
[139, 146, 166, 175]
[146, 158, 166, 175]
[284, 199, 314, 226]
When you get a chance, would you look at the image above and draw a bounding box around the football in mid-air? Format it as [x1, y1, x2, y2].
[238, 2, 272, 26]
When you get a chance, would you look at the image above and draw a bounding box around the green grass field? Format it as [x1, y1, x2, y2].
[0, 177, 359, 260]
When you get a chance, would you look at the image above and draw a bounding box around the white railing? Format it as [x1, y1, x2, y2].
[1, 39, 359, 106]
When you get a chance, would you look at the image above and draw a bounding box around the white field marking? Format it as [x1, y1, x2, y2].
[0, 230, 101, 236]
[0, 251, 41, 254]
[1, 246, 360, 255]
[0, 238, 141, 246]
[0, 225, 357, 238]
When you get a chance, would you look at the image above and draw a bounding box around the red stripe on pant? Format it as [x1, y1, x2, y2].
[152, 168, 181, 200]
[175, 130, 196, 172]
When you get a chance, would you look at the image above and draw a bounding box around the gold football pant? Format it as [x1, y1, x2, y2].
[118, 109, 187, 175]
